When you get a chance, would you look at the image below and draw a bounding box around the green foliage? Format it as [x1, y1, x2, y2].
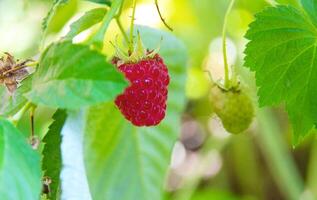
[244, 0, 317, 144]
[0, 119, 41, 199]
[89, 0, 123, 49]
[65, 8, 107, 40]
[191, 189, 241, 200]
[42, 0, 68, 31]
[25, 41, 127, 109]
[0, 77, 31, 117]
[85, 0, 111, 5]
[43, 0, 78, 35]
[82, 26, 187, 200]
[42, 110, 67, 200]
[3, 0, 317, 199]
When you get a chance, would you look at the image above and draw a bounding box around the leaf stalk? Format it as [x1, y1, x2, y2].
[222, 0, 235, 89]
[129, 0, 137, 52]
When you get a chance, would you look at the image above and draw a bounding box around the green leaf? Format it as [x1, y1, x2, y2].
[89, 0, 123, 49]
[0, 119, 41, 199]
[43, 0, 78, 35]
[244, 1, 317, 144]
[84, 0, 111, 5]
[42, 0, 68, 31]
[0, 77, 31, 117]
[42, 110, 67, 200]
[25, 41, 127, 109]
[83, 26, 187, 200]
[65, 8, 107, 40]
[191, 189, 241, 200]
[301, 0, 317, 26]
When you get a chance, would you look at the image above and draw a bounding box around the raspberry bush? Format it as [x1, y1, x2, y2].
[1, 0, 317, 200]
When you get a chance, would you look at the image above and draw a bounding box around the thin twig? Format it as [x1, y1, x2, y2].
[0, 60, 37, 80]
[114, 0, 129, 44]
[154, 0, 173, 31]
[2, 65, 27, 75]
[116, 18, 130, 44]
[30, 106, 36, 137]
[222, 0, 235, 89]
[129, 0, 137, 52]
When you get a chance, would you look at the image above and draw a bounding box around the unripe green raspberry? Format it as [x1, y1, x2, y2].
[210, 85, 254, 134]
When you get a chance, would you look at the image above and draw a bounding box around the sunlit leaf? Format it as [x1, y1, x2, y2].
[65, 8, 107, 40]
[42, 0, 68, 30]
[26, 41, 127, 109]
[244, 0, 317, 144]
[0, 119, 41, 199]
[42, 0, 78, 35]
[84, 0, 111, 5]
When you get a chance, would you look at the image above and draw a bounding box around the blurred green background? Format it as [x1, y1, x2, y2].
[1, 0, 317, 199]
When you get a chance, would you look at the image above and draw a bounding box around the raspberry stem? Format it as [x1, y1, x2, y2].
[30, 105, 37, 137]
[129, 0, 138, 52]
[116, 18, 130, 45]
[222, 0, 235, 89]
[115, 0, 130, 44]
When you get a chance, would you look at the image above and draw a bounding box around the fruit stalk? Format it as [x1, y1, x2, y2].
[222, 0, 235, 89]
[129, 0, 138, 52]
[115, 0, 130, 44]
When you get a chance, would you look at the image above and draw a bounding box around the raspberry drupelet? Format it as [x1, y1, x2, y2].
[113, 54, 170, 126]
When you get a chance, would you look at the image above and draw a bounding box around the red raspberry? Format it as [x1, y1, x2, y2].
[113, 54, 170, 127]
